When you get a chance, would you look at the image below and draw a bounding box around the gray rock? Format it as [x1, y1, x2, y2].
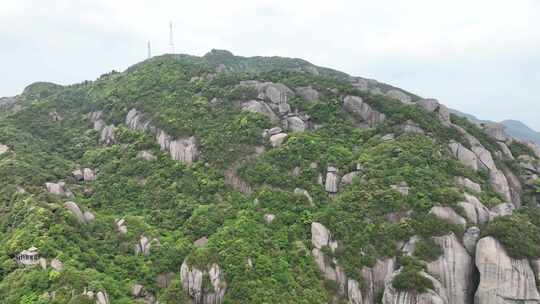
[382, 270, 448, 304]
[278, 102, 291, 115]
[0, 144, 9, 155]
[458, 193, 490, 226]
[463, 226, 481, 255]
[286, 116, 306, 132]
[270, 133, 288, 147]
[386, 89, 412, 104]
[169, 137, 198, 164]
[497, 142, 514, 159]
[343, 95, 386, 127]
[46, 182, 73, 198]
[429, 206, 467, 227]
[268, 127, 282, 135]
[156, 272, 175, 289]
[504, 168, 522, 207]
[262, 83, 294, 104]
[96, 291, 109, 304]
[489, 203, 515, 220]
[311, 223, 345, 293]
[194, 236, 208, 247]
[241, 100, 279, 123]
[418, 98, 451, 124]
[126, 108, 152, 132]
[137, 150, 157, 161]
[325, 168, 339, 193]
[340, 171, 359, 187]
[83, 168, 96, 182]
[427, 233, 473, 304]
[83, 211, 95, 223]
[475, 236, 540, 304]
[381, 134, 395, 141]
[294, 188, 313, 204]
[135, 235, 152, 256]
[180, 261, 227, 304]
[400, 120, 425, 134]
[72, 169, 84, 181]
[296, 87, 319, 101]
[115, 219, 127, 235]
[449, 142, 478, 171]
[264, 214, 275, 224]
[455, 177, 481, 193]
[132, 284, 144, 297]
[391, 183, 410, 196]
[100, 125, 116, 145]
[354, 258, 396, 304]
[64, 201, 86, 224]
[482, 123, 508, 142]
[50, 258, 63, 271]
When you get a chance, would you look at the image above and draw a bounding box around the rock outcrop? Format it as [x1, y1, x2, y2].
[429, 206, 466, 227]
[386, 89, 412, 104]
[135, 235, 152, 256]
[343, 95, 386, 127]
[64, 201, 94, 224]
[417, 98, 450, 124]
[0, 144, 9, 155]
[270, 133, 288, 147]
[100, 125, 117, 145]
[311, 222, 346, 292]
[457, 194, 490, 226]
[475, 236, 540, 304]
[463, 226, 481, 255]
[325, 166, 339, 194]
[46, 182, 73, 198]
[180, 261, 227, 304]
[296, 86, 319, 101]
[426, 233, 473, 304]
[449, 142, 478, 171]
[137, 150, 157, 161]
[382, 270, 448, 304]
[241, 100, 279, 123]
[455, 177, 481, 193]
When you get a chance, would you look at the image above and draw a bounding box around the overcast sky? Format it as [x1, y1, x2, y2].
[1, 0, 539, 130]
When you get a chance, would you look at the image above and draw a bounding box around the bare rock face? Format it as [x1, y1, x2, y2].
[417, 98, 450, 124]
[296, 86, 319, 101]
[100, 125, 117, 145]
[429, 206, 466, 227]
[241, 100, 279, 123]
[96, 291, 109, 304]
[343, 95, 386, 127]
[126, 108, 153, 132]
[286, 116, 306, 132]
[64, 201, 92, 224]
[455, 177, 481, 193]
[0, 144, 10, 155]
[426, 234, 473, 304]
[341, 171, 359, 187]
[497, 142, 514, 159]
[72, 169, 84, 181]
[386, 89, 412, 104]
[88, 111, 105, 131]
[180, 261, 227, 304]
[449, 142, 478, 171]
[135, 235, 152, 256]
[382, 270, 448, 304]
[457, 193, 490, 226]
[355, 258, 396, 304]
[115, 219, 127, 235]
[475, 236, 540, 304]
[261, 83, 294, 104]
[399, 120, 425, 134]
[137, 150, 157, 161]
[270, 133, 288, 147]
[294, 188, 313, 204]
[325, 167, 339, 193]
[46, 182, 73, 198]
[264, 214, 275, 224]
[83, 168, 96, 182]
[489, 203, 515, 220]
[169, 137, 198, 164]
[482, 123, 508, 142]
[50, 258, 63, 271]
[471, 146, 512, 202]
[504, 168, 522, 207]
[463, 226, 481, 255]
[311, 222, 346, 293]
[391, 183, 410, 196]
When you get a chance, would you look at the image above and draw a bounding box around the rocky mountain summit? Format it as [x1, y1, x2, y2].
[0, 50, 539, 303]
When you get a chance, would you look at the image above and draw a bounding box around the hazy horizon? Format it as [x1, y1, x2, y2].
[1, 0, 539, 131]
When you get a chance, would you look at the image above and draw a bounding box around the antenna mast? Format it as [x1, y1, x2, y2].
[169, 21, 175, 54]
[147, 41, 152, 59]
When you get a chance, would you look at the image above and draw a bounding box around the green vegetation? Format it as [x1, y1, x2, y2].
[484, 213, 540, 259]
[508, 141, 537, 158]
[0, 51, 532, 302]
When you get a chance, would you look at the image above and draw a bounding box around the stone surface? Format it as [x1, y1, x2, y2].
[475, 236, 540, 304]
[50, 258, 63, 271]
[0, 144, 9, 155]
[96, 291, 109, 304]
[83, 168, 96, 182]
[264, 214, 275, 224]
[343, 95, 386, 127]
[449, 142, 478, 171]
[311, 222, 345, 293]
[180, 261, 227, 304]
[294, 188, 313, 204]
[386, 89, 412, 104]
[241, 100, 279, 123]
[135, 235, 152, 256]
[340, 171, 359, 187]
[100, 125, 116, 145]
[463, 226, 481, 255]
[115, 219, 127, 235]
[286, 116, 306, 132]
[429, 206, 467, 227]
[137, 150, 157, 161]
[64, 201, 87, 224]
[194, 237, 208, 247]
[325, 168, 339, 193]
[72, 169, 84, 182]
[296, 86, 319, 101]
[427, 233, 473, 304]
[270, 133, 288, 147]
[482, 123, 507, 142]
[357, 258, 396, 304]
[504, 168, 523, 207]
[455, 177, 482, 193]
[489, 203, 515, 220]
[382, 270, 448, 304]
[46, 182, 73, 198]
[169, 137, 198, 164]
[457, 193, 490, 226]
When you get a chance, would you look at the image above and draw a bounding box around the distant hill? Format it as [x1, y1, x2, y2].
[450, 109, 540, 145]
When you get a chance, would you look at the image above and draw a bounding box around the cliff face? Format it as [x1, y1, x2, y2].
[0, 50, 539, 304]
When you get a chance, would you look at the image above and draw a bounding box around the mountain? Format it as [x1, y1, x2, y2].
[0, 50, 539, 304]
[449, 109, 540, 145]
